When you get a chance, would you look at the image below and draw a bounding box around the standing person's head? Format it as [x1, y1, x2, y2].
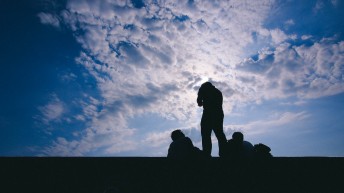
[171, 130, 185, 142]
[232, 132, 244, 142]
[201, 82, 214, 90]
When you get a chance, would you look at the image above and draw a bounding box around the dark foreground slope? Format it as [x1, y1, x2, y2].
[1, 157, 343, 193]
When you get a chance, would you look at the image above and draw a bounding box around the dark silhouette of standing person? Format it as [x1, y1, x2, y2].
[197, 82, 227, 157]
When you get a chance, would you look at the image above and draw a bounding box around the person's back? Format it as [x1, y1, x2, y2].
[168, 136, 195, 158]
[242, 140, 254, 157]
[254, 143, 273, 158]
[167, 130, 201, 158]
[225, 132, 254, 158]
[197, 82, 223, 112]
[226, 138, 243, 158]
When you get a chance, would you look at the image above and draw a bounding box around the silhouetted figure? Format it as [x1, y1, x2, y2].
[197, 82, 227, 157]
[167, 130, 203, 158]
[254, 143, 272, 158]
[226, 132, 254, 158]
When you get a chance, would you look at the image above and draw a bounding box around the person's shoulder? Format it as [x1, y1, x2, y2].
[184, 137, 194, 145]
[214, 87, 222, 95]
[243, 141, 254, 148]
[227, 139, 235, 146]
[175, 136, 192, 144]
[168, 141, 176, 148]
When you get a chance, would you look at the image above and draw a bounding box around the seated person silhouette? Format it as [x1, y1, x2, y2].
[167, 130, 203, 158]
[226, 132, 254, 158]
[254, 143, 273, 158]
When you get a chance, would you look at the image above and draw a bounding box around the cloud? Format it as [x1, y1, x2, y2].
[270, 28, 289, 44]
[224, 111, 310, 136]
[294, 38, 344, 98]
[36, 0, 344, 156]
[284, 19, 295, 26]
[37, 12, 60, 28]
[143, 130, 171, 148]
[236, 37, 344, 101]
[301, 35, 313, 40]
[60, 72, 77, 82]
[37, 94, 65, 125]
[41, 104, 137, 156]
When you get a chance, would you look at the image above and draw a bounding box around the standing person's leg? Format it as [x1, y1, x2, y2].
[213, 112, 227, 157]
[201, 113, 212, 156]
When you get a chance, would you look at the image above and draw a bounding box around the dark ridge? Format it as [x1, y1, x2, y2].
[1, 157, 343, 193]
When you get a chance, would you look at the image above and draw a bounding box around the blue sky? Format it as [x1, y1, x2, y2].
[1, 0, 343, 157]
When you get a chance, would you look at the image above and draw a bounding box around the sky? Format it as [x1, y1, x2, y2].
[0, 0, 344, 157]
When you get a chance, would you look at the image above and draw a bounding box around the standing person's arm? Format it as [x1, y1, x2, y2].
[220, 90, 223, 107]
[197, 87, 203, 107]
[167, 143, 174, 157]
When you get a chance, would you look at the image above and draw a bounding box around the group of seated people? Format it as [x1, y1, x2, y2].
[167, 130, 272, 159]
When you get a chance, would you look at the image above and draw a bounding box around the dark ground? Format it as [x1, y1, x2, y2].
[1, 157, 343, 193]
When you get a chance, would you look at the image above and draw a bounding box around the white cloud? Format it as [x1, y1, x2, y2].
[284, 19, 295, 26]
[37, 0, 344, 156]
[60, 72, 77, 82]
[224, 111, 310, 136]
[37, 94, 64, 125]
[143, 130, 171, 148]
[294, 39, 344, 98]
[301, 35, 313, 40]
[270, 28, 289, 44]
[236, 37, 344, 101]
[63, 0, 275, 119]
[41, 110, 137, 156]
[37, 12, 60, 28]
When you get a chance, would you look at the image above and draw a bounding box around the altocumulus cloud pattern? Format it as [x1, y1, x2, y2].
[1, 0, 344, 157]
